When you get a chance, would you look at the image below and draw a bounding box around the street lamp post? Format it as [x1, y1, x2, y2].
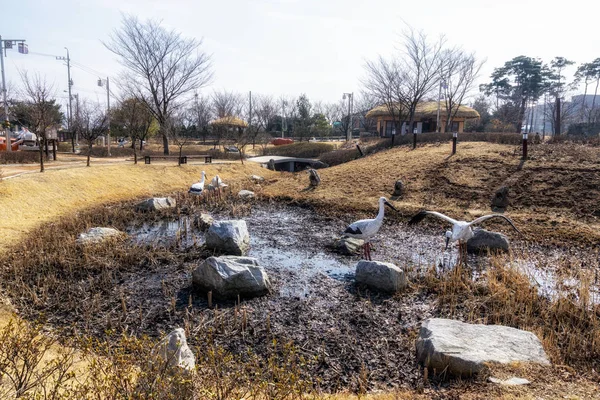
[98, 77, 111, 156]
[1, 35, 27, 152]
[343, 92, 353, 141]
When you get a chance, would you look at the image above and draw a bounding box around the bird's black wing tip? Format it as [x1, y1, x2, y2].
[408, 210, 429, 225]
[344, 226, 362, 235]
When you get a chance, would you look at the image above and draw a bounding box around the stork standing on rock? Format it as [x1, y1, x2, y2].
[343, 197, 398, 260]
[408, 210, 522, 264]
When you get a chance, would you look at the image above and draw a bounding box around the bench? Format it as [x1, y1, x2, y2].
[144, 155, 212, 164]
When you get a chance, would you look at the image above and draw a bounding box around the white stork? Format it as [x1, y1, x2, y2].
[188, 171, 206, 196]
[210, 175, 228, 200]
[408, 210, 522, 263]
[343, 197, 398, 260]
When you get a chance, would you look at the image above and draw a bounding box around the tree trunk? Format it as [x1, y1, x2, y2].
[44, 138, 49, 159]
[239, 149, 244, 165]
[87, 144, 92, 167]
[132, 138, 137, 164]
[162, 129, 169, 155]
[71, 132, 75, 153]
[38, 139, 45, 173]
[140, 138, 144, 151]
[555, 97, 561, 135]
[580, 82, 589, 122]
[516, 97, 527, 133]
[178, 146, 183, 166]
[590, 78, 600, 124]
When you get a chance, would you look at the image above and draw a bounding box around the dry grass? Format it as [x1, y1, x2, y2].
[0, 162, 273, 249]
[264, 142, 600, 246]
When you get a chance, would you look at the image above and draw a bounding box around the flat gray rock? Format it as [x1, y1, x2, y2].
[76, 227, 123, 244]
[332, 237, 365, 255]
[135, 197, 176, 212]
[355, 260, 407, 293]
[205, 220, 250, 256]
[153, 328, 195, 371]
[238, 190, 255, 200]
[466, 229, 509, 255]
[416, 318, 550, 376]
[192, 256, 272, 299]
[488, 377, 531, 386]
[194, 213, 214, 232]
[250, 175, 265, 183]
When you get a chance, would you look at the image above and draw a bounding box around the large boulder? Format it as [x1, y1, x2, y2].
[355, 260, 407, 293]
[466, 229, 509, 255]
[205, 220, 250, 256]
[76, 227, 123, 245]
[416, 318, 550, 376]
[238, 190, 255, 200]
[153, 328, 195, 371]
[192, 256, 272, 299]
[331, 237, 364, 255]
[135, 197, 176, 212]
[308, 169, 321, 187]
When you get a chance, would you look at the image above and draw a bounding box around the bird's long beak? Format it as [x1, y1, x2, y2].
[384, 201, 398, 212]
[445, 236, 450, 250]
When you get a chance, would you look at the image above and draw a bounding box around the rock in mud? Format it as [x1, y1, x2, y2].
[76, 227, 124, 245]
[153, 328, 195, 371]
[466, 229, 509, 254]
[135, 197, 176, 212]
[250, 175, 265, 183]
[310, 160, 329, 169]
[332, 237, 365, 255]
[206, 220, 250, 256]
[192, 256, 272, 299]
[491, 186, 509, 212]
[355, 260, 407, 292]
[416, 318, 550, 376]
[194, 213, 214, 232]
[238, 190, 255, 200]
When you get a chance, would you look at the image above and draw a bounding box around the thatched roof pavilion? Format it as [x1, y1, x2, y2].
[366, 101, 480, 136]
[210, 116, 248, 128]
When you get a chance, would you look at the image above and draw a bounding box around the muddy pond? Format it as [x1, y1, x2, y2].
[113, 202, 598, 391]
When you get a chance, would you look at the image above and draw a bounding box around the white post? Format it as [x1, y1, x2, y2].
[106, 77, 111, 156]
[0, 36, 11, 152]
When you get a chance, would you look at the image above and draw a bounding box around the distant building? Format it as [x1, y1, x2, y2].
[366, 101, 480, 137]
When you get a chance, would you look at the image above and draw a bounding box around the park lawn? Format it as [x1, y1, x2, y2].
[0, 162, 272, 250]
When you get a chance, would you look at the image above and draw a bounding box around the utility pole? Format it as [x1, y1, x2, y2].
[343, 92, 353, 141]
[1, 35, 27, 152]
[56, 48, 74, 151]
[281, 99, 286, 138]
[248, 90, 252, 129]
[74, 94, 80, 148]
[98, 77, 111, 155]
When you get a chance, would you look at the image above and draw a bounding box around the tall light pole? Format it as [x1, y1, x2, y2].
[1, 35, 27, 152]
[56, 48, 74, 151]
[343, 92, 353, 141]
[98, 77, 111, 156]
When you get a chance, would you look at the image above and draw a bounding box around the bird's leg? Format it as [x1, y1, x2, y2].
[367, 242, 372, 261]
[362, 243, 367, 260]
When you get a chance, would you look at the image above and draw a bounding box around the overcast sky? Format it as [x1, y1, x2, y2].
[1, 0, 596, 110]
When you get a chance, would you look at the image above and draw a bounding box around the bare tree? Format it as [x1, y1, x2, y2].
[19, 72, 62, 173]
[354, 94, 378, 133]
[112, 97, 154, 164]
[211, 91, 244, 149]
[105, 15, 212, 155]
[193, 93, 213, 143]
[399, 28, 445, 147]
[362, 56, 404, 144]
[167, 112, 194, 166]
[544, 94, 578, 135]
[441, 50, 485, 132]
[75, 101, 108, 167]
[250, 94, 278, 147]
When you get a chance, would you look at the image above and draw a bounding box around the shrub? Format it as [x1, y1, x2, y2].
[0, 151, 39, 164]
[262, 142, 336, 158]
[319, 148, 361, 166]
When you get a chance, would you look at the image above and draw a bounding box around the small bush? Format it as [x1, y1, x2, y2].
[0, 151, 39, 164]
[262, 142, 336, 158]
[319, 148, 361, 166]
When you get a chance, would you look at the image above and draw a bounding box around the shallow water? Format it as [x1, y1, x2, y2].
[126, 203, 599, 301]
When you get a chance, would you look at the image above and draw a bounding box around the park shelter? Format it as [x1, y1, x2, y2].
[366, 101, 480, 137]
